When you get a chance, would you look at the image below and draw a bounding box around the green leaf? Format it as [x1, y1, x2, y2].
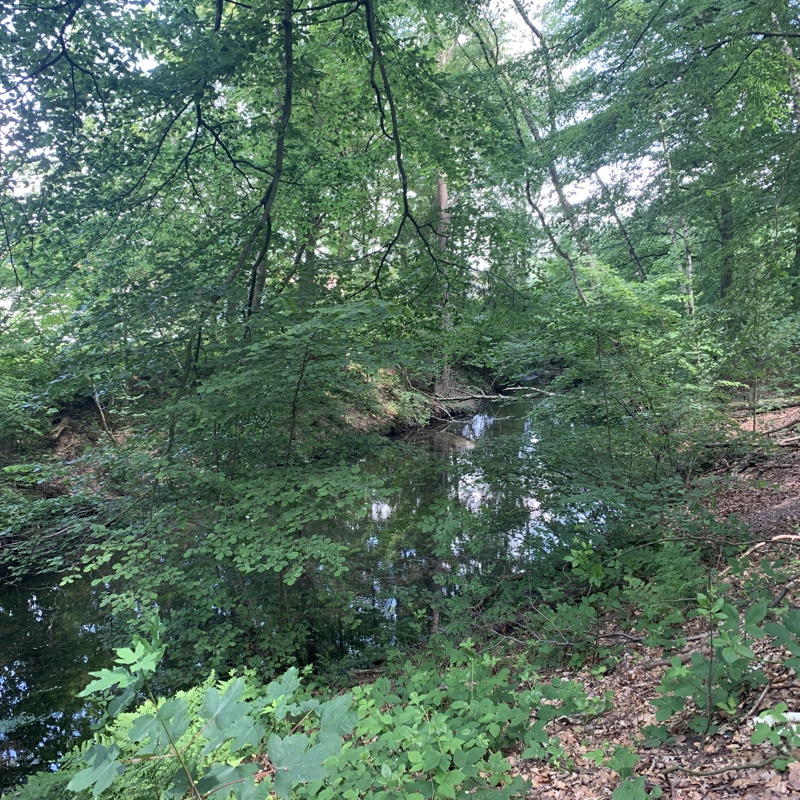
[202, 679, 248, 730]
[78, 667, 136, 697]
[751, 723, 772, 745]
[107, 686, 137, 718]
[744, 602, 767, 627]
[783, 609, 800, 636]
[317, 693, 356, 743]
[421, 748, 440, 772]
[436, 782, 456, 799]
[612, 776, 648, 800]
[129, 713, 158, 745]
[195, 762, 259, 796]
[268, 732, 340, 799]
[67, 744, 124, 797]
[201, 714, 265, 757]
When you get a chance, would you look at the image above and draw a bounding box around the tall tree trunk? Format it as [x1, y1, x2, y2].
[434, 172, 453, 396]
[434, 42, 455, 399]
[680, 216, 696, 315]
[594, 172, 646, 281]
[435, 173, 450, 252]
[298, 213, 324, 303]
[666, 216, 695, 316]
[718, 188, 734, 299]
[772, 12, 800, 127]
[659, 120, 695, 314]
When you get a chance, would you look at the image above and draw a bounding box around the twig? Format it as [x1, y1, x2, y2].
[505, 385, 558, 397]
[719, 535, 800, 576]
[772, 570, 800, 605]
[743, 683, 771, 719]
[433, 393, 511, 402]
[762, 418, 800, 435]
[769, 680, 799, 690]
[92, 394, 117, 447]
[646, 635, 713, 669]
[663, 756, 778, 777]
[596, 631, 646, 643]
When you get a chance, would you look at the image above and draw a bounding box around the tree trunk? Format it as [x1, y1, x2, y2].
[772, 12, 800, 127]
[659, 120, 695, 314]
[433, 174, 453, 396]
[434, 44, 454, 398]
[718, 188, 734, 299]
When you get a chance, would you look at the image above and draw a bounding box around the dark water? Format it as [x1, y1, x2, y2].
[0, 579, 109, 787]
[324, 400, 549, 655]
[0, 400, 543, 788]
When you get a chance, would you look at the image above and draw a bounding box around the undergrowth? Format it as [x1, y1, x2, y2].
[11, 528, 800, 800]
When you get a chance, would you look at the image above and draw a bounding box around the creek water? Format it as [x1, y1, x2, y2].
[0, 580, 109, 787]
[0, 399, 544, 788]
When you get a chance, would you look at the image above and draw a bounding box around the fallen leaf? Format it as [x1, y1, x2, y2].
[787, 760, 800, 791]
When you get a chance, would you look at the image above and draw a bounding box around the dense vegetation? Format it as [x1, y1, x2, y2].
[2, 0, 800, 797]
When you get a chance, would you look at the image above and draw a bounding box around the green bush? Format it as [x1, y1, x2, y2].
[13, 627, 619, 800]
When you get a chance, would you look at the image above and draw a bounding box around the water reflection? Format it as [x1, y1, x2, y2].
[0, 400, 549, 785]
[0, 580, 108, 788]
[334, 400, 554, 648]
[386, 402, 548, 552]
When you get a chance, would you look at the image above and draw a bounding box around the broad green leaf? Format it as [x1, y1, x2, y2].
[265, 668, 301, 702]
[78, 667, 136, 697]
[317, 693, 356, 743]
[744, 602, 767, 627]
[195, 762, 259, 795]
[67, 744, 124, 797]
[201, 714, 265, 757]
[268, 732, 340, 799]
[783, 609, 800, 636]
[612, 777, 648, 800]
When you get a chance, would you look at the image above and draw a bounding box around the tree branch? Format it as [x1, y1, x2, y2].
[525, 181, 588, 305]
[165, 0, 295, 455]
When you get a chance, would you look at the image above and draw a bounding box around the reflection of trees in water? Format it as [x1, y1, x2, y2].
[0, 403, 546, 783]
[341, 402, 546, 641]
[0, 581, 108, 788]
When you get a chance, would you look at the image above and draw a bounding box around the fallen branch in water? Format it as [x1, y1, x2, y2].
[433, 393, 511, 402]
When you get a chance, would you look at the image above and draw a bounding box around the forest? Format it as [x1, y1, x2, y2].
[2, 0, 800, 797]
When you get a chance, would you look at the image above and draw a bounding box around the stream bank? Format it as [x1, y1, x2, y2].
[0, 396, 543, 788]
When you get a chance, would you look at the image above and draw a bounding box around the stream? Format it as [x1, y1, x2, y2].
[0, 399, 545, 788]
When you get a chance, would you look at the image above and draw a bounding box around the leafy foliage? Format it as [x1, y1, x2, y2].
[649, 587, 800, 738]
[3, 0, 800, 792]
[10, 626, 625, 800]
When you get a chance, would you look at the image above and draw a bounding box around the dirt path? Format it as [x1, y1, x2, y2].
[714, 405, 800, 538]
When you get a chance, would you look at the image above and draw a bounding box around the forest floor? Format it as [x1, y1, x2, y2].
[513, 404, 800, 799]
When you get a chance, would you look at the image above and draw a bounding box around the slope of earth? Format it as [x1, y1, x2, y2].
[511, 404, 800, 799]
